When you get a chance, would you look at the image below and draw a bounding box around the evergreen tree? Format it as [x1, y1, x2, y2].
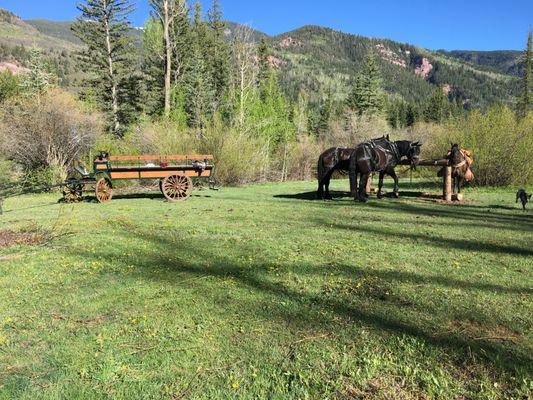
[207, 0, 230, 107]
[20, 48, 53, 97]
[517, 31, 532, 118]
[424, 86, 450, 123]
[294, 90, 309, 136]
[253, 71, 295, 146]
[141, 17, 165, 114]
[257, 38, 271, 92]
[317, 91, 333, 135]
[184, 1, 214, 129]
[72, 0, 139, 135]
[405, 103, 420, 127]
[346, 51, 384, 115]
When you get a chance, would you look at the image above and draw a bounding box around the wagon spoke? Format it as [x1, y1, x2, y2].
[161, 174, 192, 202]
[95, 178, 113, 204]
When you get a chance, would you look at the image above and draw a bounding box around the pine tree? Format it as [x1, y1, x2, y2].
[72, 0, 139, 135]
[20, 48, 53, 97]
[141, 17, 165, 114]
[317, 91, 333, 135]
[424, 86, 450, 123]
[207, 0, 230, 107]
[517, 31, 532, 119]
[257, 38, 271, 92]
[405, 103, 419, 127]
[184, 1, 214, 129]
[346, 51, 384, 115]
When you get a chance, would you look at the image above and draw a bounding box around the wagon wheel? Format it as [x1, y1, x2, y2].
[63, 170, 85, 203]
[63, 183, 84, 203]
[161, 174, 193, 202]
[95, 178, 113, 203]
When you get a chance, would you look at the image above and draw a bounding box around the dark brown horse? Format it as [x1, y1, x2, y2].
[316, 147, 357, 199]
[349, 138, 422, 202]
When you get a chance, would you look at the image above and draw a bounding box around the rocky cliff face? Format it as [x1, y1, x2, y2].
[279, 37, 303, 48]
[415, 58, 433, 79]
[375, 44, 407, 68]
[0, 62, 30, 75]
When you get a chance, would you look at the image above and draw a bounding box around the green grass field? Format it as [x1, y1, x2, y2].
[0, 179, 531, 399]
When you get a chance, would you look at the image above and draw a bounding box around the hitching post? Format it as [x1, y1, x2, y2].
[443, 166, 452, 202]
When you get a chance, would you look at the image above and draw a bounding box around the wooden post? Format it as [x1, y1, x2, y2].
[443, 166, 452, 202]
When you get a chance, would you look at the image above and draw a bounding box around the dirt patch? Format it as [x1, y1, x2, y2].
[339, 377, 420, 400]
[443, 320, 522, 344]
[0, 229, 49, 249]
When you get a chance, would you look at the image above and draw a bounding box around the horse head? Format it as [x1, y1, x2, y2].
[407, 141, 422, 170]
[449, 143, 462, 167]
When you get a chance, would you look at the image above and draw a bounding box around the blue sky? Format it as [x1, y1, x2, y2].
[1, 0, 531, 50]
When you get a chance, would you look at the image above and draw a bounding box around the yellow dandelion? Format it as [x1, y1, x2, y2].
[232, 382, 239, 389]
[251, 373, 257, 379]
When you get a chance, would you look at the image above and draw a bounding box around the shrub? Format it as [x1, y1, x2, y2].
[0, 71, 20, 104]
[321, 112, 391, 148]
[281, 135, 321, 181]
[416, 107, 532, 186]
[0, 157, 20, 187]
[201, 118, 269, 185]
[0, 88, 102, 183]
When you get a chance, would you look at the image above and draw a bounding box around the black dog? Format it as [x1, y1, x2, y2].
[516, 189, 532, 211]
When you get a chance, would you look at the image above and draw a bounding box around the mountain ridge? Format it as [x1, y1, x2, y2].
[0, 7, 522, 108]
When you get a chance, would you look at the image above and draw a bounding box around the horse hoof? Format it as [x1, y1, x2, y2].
[377, 193, 383, 200]
[357, 195, 368, 203]
[393, 192, 399, 198]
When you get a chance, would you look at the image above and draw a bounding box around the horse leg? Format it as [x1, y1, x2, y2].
[358, 174, 369, 203]
[390, 169, 400, 198]
[456, 176, 464, 201]
[377, 171, 385, 199]
[349, 167, 358, 198]
[452, 175, 457, 195]
[324, 169, 334, 200]
[317, 175, 324, 199]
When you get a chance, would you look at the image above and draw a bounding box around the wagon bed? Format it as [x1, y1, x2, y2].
[64, 152, 216, 203]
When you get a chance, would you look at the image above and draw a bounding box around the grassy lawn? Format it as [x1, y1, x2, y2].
[0, 179, 531, 399]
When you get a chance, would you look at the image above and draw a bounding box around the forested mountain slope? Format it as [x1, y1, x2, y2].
[269, 26, 519, 107]
[0, 7, 521, 108]
[437, 50, 523, 76]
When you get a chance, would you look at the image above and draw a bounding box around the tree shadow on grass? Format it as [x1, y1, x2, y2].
[314, 217, 532, 257]
[68, 223, 532, 382]
[274, 191, 351, 201]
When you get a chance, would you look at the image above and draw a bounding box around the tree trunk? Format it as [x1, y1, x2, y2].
[443, 167, 452, 202]
[163, 0, 172, 117]
[104, 2, 120, 134]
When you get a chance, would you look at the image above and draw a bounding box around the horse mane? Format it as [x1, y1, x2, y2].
[394, 140, 412, 157]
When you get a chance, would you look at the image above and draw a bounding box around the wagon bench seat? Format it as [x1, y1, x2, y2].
[107, 155, 214, 162]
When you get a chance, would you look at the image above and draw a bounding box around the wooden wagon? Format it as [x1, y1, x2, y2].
[64, 152, 216, 203]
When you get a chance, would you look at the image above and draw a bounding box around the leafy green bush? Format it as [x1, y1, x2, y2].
[0, 71, 20, 104]
[23, 165, 67, 187]
[423, 107, 533, 186]
[0, 157, 19, 187]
